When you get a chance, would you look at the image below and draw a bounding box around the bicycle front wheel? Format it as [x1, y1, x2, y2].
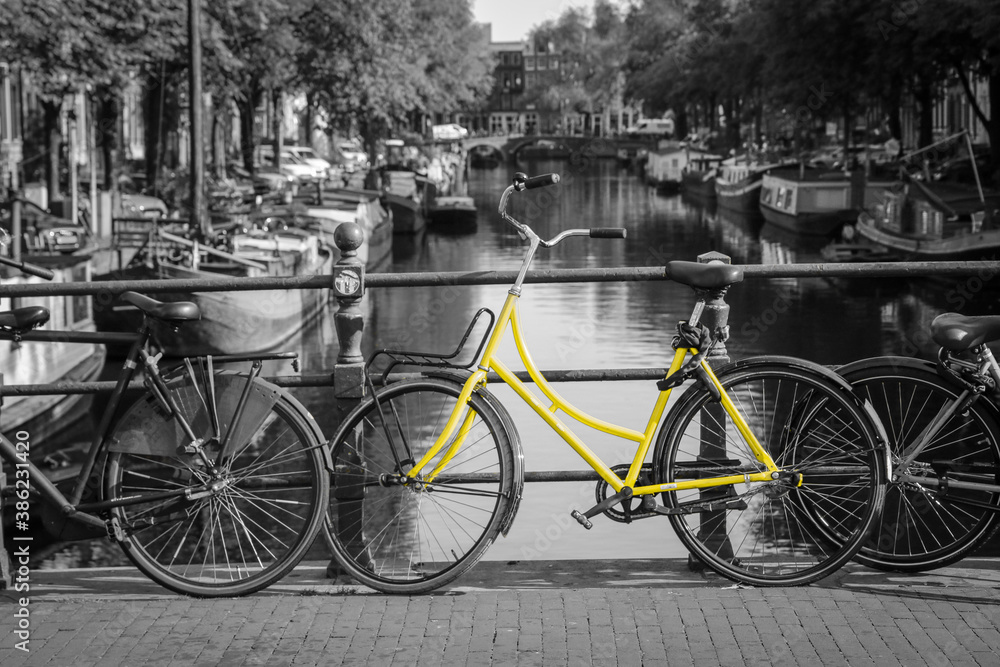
[654, 358, 887, 586]
[105, 374, 329, 597]
[842, 358, 1000, 571]
[326, 377, 516, 594]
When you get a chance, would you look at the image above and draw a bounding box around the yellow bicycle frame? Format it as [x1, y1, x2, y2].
[406, 291, 780, 496]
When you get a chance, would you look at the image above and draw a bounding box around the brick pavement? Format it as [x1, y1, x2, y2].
[1, 558, 999, 666]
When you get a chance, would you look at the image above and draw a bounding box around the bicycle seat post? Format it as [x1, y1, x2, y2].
[689, 251, 736, 570]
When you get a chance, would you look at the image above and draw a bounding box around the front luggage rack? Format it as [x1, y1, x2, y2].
[365, 308, 496, 387]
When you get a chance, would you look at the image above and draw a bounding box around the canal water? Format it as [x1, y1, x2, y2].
[35, 156, 1000, 569]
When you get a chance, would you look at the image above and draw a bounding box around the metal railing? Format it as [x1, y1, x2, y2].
[1, 222, 997, 402]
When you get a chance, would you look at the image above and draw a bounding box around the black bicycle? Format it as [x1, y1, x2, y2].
[1, 255, 329, 596]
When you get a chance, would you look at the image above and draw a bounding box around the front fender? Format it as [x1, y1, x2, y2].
[382, 369, 525, 537]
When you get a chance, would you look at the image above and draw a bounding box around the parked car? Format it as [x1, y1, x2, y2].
[282, 145, 340, 181]
[0, 199, 93, 255]
[624, 118, 675, 138]
[333, 139, 370, 173]
[254, 146, 319, 184]
[225, 164, 290, 197]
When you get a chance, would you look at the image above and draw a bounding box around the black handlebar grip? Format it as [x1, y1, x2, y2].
[523, 173, 560, 190]
[590, 228, 627, 239]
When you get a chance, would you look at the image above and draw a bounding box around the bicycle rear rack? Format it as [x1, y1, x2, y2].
[365, 307, 496, 389]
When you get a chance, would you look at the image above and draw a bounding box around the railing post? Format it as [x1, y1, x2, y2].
[327, 222, 369, 579]
[690, 250, 736, 570]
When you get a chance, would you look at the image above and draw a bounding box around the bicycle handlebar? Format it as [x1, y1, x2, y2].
[514, 172, 560, 191]
[0, 255, 56, 280]
[500, 172, 627, 246]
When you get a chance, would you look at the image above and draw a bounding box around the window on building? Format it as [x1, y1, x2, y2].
[550, 57, 559, 70]
[525, 56, 535, 71]
[513, 53, 521, 66]
[526, 72, 536, 88]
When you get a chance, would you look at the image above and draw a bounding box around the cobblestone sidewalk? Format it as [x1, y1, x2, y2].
[2, 558, 998, 666]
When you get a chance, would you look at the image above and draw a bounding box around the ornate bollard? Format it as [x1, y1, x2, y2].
[327, 222, 370, 579]
[690, 250, 736, 570]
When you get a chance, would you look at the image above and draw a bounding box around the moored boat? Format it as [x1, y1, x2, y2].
[0, 252, 105, 452]
[715, 160, 785, 213]
[759, 166, 896, 237]
[854, 176, 1000, 260]
[381, 169, 426, 234]
[294, 187, 393, 270]
[94, 227, 333, 357]
[646, 144, 719, 192]
[680, 154, 724, 199]
[427, 196, 477, 227]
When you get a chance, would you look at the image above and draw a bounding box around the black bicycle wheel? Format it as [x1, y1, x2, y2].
[654, 357, 887, 586]
[105, 374, 329, 597]
[842, 357, 1000, 571]
[326, 377, 516, 594]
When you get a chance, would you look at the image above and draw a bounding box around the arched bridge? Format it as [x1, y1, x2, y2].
[463, 135, 655, 163]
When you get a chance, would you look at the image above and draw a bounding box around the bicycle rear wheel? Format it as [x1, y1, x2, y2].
[105, 374, 329, 597]
[326, 377, 516, 594]
[842, 358, 1000, 571]
[654, 357, 887, 586]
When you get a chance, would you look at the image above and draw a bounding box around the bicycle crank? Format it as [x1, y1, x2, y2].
[593, 464, 661, 523]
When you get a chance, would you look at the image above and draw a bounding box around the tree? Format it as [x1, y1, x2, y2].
[207, 0, 309, 173]
[526, 2, 628, 129]
[621, 0, 689, 129]
[410, 0, 493, 118]
[296, 0, 491, 173]
[0, 0, 186, 197]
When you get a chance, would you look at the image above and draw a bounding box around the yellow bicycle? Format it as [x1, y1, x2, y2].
[327, 172, 888, 593]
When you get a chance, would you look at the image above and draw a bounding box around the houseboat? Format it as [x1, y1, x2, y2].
[646, 145, 719, 192]
[680, 154, 724, 199]
[715, 159, 785, 213]
[95, 225, 333, 357]
[758, 166, 896, 236]
[427, 196, 477, 227]
[381, 169, 427, 234]
[854, 177, 1000, 260]
[296, 187, 394, 270]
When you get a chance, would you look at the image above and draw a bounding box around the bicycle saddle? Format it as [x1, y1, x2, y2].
[120, 291, 201, 323]
[665, 261, 744, 290]
[0, 306, 50, 333]
[931, 313, 1000, 352]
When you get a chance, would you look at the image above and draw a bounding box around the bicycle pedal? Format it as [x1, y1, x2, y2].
[570, 509, 593, 530]
[652, 497, 749, 515]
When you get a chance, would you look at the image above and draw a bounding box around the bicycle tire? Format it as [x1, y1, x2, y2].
[653, 356, 887, 586]
[105, 373, 329, 598]
[326, 377, 516, 594]
[841, 357, 1000, 572]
